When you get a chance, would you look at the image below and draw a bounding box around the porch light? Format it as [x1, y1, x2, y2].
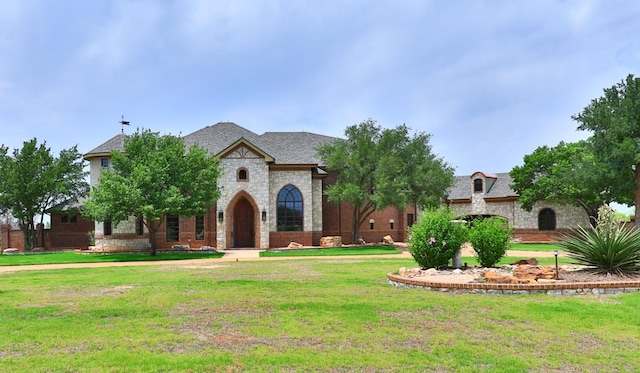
[262, 207, 267, 222]
[218, 210, 224, 222]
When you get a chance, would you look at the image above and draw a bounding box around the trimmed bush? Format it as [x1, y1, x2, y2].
[409, 207, 468, 269]
[559, 206, 640, 275]
[469, 216, 513, 268]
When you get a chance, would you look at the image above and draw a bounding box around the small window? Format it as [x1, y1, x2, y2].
[473, 179, 483, 192]
[389, 219, 394, 230]
[370, 219, 375, 230]
[61, 215, 69, 224]
[70, 214, 77, 223]
[407, 214, 415, 227]
[101, 158, 110, 168]
[195, 215, 204, 240]
[166, 215, 179, 242]
[136, 218, 144, 235]
[237, 168, 248, 181]
[104, 221, 112, 236]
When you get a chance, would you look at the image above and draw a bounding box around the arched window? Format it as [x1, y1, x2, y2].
[277, 184, 303, 231]
[237, 168, 248, 181]
[473, 178, 483, 192]
[538, 208, 556, 231]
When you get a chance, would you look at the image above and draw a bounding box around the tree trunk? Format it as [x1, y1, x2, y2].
[20, 220, 35, 251]
[351, 208, 359, 244]
[146, 218, 160, 256]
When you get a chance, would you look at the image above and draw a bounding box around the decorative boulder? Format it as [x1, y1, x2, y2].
[357, 237, 366, 245]
[287, 242, 304, 249]
[3, 248, 19, 255]
[320, 236, 342, 248]
[511, 258, 539, 266]
[382, 235, 394, 244]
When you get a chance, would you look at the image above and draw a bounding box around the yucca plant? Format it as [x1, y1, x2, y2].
[558, 225, 640, 276]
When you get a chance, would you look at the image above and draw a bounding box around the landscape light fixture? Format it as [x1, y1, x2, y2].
[553, 250, 559, 280]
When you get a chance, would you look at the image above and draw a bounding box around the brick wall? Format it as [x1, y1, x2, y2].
[321, 172, 416, 244]
[49, 212, 95, 249]
[269, 231, 314, 247]
[0, 223, 48, 251]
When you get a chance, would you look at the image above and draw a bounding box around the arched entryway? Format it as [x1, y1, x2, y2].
[233, 197, 255, 247]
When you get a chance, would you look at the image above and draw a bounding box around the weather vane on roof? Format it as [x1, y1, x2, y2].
[119, 115, 130, 133]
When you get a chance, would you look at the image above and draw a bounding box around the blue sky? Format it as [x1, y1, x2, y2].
[1, 0, 639, 180]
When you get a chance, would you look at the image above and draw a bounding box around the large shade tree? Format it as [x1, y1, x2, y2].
[83, 129, 222, 255]
[510, 140, 609, 227]
[317, 119, 454, 243]
[572, 74, 640, 225]
[0, 139, 88, 250]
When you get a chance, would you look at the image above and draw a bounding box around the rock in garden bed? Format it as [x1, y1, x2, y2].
[398, 264, 640, 284]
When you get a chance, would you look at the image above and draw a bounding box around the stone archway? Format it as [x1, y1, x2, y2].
[225, 191, 261, 249]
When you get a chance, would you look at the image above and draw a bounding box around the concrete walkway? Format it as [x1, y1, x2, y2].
[0, 248, 563, 274]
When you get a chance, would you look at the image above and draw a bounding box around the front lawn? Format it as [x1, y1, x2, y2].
[259, 245, 401, 257]
[0, 258, 639, 371]
[0, 251, 223, 266]
[509, 242, 564, 252]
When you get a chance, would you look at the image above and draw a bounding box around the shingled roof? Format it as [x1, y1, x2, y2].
[84, 133, 126, 158]
[84, 122, 338, 166]
[447, 172, 519, 200]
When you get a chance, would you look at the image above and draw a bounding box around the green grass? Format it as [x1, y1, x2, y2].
[259, 245, 401, 257]
[0, 251, 223, 266]
[0, 257, 639, 371]
[509, 242, 564, 252]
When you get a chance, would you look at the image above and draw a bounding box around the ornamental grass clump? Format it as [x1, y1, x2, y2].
[469, 216, 513, 268]
[409, 207, 468, 269]
[558, 205, 640, 276]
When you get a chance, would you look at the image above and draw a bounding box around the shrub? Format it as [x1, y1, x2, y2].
[469, 217, 513, 267]
[558, 205, 640, 276]
[409, 207, 468, 269]
[559, 227, 640, 276]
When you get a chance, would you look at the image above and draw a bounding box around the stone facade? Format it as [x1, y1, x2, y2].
[447, 171, 591, 241]
[79, 122, 415, 252]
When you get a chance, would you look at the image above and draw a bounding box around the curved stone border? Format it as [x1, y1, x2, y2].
[387, 273, 640, 295]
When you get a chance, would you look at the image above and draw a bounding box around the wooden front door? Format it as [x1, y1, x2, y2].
[233, 198, 255, 247]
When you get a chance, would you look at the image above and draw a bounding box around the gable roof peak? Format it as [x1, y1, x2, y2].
[470, 171, 498, 179]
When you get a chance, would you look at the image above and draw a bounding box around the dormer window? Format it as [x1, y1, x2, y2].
[237, 168, 248, 182]
[473, 178, 483, 192]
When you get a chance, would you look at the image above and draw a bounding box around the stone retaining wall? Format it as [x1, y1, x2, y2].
[387, 273, 640, 295]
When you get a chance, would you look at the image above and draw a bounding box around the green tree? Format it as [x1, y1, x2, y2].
[510, 141, 608, 226]
[572, 74, 640, 225]
[0, 139, 88, 250]
[318, 119, 454, 243]
[83, 129, 222, 255]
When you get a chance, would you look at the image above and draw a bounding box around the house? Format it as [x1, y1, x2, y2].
[82, 122, 416, 251]
[445, 171, 591, 241]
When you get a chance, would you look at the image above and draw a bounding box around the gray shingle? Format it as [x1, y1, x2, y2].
[84, 122, 339, 166]
[84, 133, 126, 158]
[447, 172, 518, 200]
